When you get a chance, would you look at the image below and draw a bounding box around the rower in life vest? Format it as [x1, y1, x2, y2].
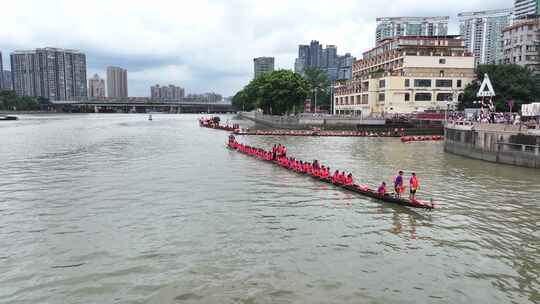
[394, 170, 405, 198]
[377, 182, 387, 196]
[332, 170, 340, 183]
[344, 173, 353, 186]
[409, 172, 419, 201]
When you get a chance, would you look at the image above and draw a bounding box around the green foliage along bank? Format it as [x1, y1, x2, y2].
[0, 90, 45, 111]
[303, 67, 331, 109]
[460, 65, 540, 111]
[232, 70, 310, 115]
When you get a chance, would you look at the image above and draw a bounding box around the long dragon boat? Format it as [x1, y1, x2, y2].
[226, 141, 435, 209]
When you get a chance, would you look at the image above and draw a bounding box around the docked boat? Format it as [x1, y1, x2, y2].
[199, 117, 239, 132]
[0, 115, 18, 121]
[226, 142, 434, 209]
[401, 135, 443, 143]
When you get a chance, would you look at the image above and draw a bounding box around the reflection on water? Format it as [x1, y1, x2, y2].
[0, 114, 538, 304]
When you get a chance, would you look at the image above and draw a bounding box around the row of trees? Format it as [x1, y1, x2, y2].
[232, 68, 332, 115]
[460, 64, 540, 111]
[0, 90, 45, 111]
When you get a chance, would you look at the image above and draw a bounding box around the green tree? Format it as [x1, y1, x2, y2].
[0, 90, 42, 111]
[231, 89, 254, 111]
[303, 67, 331, 109]
[460, 64, 540, 111]
[233, 70, 310, 115]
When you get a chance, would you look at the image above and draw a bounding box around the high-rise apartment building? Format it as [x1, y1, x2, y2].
[185, 92, 223, 103]
[106, 67, 128, 98]
[150, 84, 185, 101]
[294, 41, 355, 81]
[375, 17, 449, 44]
[10, 47, 87, 100]
[0, 51, 4, 90]
[334, 36, 475, 116]
[2, 71, 13, 90]
[514, 0, 539, 19]
[88, 74, 106, 98]
[500, 18, 540, 74]
[458, 9, 513, 65]
[253, 57, 275, 78]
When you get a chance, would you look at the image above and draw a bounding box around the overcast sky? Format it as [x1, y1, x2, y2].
[1, 0, 512, 96]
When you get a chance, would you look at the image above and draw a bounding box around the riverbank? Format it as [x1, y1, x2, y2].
[444, 121, 540, 168]
[238, 111, 444, 135]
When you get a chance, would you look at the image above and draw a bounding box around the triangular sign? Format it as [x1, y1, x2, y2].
[477, 74, 496, 97]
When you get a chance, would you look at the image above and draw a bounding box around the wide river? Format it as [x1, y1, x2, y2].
[0, 114, 538, 304]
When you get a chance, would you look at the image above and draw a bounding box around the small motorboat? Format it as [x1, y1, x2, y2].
[0, 115, 18, 121]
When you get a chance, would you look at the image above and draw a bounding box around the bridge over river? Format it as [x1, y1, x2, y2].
[44, 100, 236, 113]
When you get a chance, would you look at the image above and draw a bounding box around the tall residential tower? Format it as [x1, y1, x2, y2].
[106, 67, 128, 98]
[0, 51, 4, 90]
[88, 74, 106, 98]
[253, 57, 275, 78]
[500, 18, 540, 74]
[375, 17, 449, 43]
[514, 0, 539, 19]
[10, 47, 87, 100]
[293, 41, 355, 81]
[458, 9, 513, 65]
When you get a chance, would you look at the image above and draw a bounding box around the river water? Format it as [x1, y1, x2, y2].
[0, 114, 538, 304]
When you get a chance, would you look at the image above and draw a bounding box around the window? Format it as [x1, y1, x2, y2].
[414, 79, 432, 87]
[404, 79, 410, 87]
[404, 93, 410, 102]
[378, 93, 385, 102]
[379, 79, 386, 88]
[439, 58, 446, 64]
[362, 95, 368, 104]
[457, 80, 462, 88]
[436, 79, 453, 87]
[440, 70, 444, 77]
[415, 93, 432, 101]
[437, 93, 453, 101]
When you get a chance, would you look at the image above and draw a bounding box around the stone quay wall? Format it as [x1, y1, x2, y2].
[238, 112, 387, 130]
[444, 121, 540, 168]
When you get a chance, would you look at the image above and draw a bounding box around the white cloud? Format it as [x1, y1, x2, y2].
[0, 0, 513, 96]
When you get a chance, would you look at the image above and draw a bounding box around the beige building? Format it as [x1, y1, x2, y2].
[334, 36, 476, 117]
[500, 18, 540, 74]
[88, 74, 106, 98]
[106, 66, 128, 98]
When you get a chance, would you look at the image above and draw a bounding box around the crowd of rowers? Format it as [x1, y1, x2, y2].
[234, 129, 404, 137]
[199, 117, 240, 131]
[228, 135, 421, 201]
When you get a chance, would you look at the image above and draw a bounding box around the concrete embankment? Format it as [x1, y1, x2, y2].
[444, 122, 540, 168]
[238, 112, 443, 134]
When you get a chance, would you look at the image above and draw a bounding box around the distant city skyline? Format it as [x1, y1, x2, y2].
[0, 0, 517, 96]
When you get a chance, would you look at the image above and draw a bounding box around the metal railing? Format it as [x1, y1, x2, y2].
[497, 142, 540, 155]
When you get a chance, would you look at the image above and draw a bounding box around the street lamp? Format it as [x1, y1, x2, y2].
[312, 87, 319, 114]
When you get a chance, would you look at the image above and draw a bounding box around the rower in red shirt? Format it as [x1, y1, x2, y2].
[332, 170, 340, 183]
[344, 173, 353, 185]
[377, 182, 387, 196]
